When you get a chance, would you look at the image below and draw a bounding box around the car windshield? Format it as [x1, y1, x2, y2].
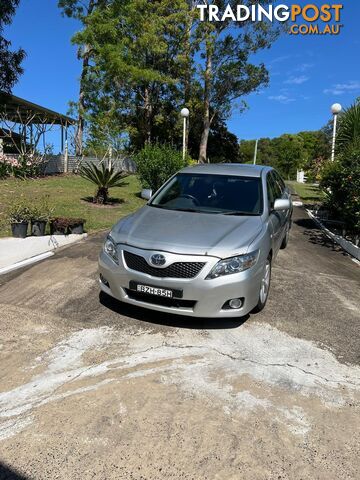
[150, 173, 263, 215]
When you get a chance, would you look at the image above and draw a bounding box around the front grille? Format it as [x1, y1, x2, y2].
[123, 251, 205, 279]
[125, 289, 196, 309]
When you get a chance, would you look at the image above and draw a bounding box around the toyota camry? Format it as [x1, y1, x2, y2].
[98, 164, 292, 318]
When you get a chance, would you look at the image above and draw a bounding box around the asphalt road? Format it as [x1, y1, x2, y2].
[0, 205, 359, 480]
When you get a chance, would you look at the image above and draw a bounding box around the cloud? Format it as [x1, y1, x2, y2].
[268, 95, 295, 104]
[295, 63, 314, 72]
[284, 75, 309, 85]
[270, 55, 292, 65]
[324, 81, 360, 96]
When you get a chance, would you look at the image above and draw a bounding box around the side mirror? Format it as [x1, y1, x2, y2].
[141, 188, 153, 200]
[273, 198, 291, 211]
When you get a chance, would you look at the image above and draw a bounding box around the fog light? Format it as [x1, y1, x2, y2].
[229, 298, 243, 309]
[100, 274, 110, 287]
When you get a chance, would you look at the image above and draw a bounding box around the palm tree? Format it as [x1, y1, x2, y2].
[337, 102, 360, 152]
[79, 162, 128, 204]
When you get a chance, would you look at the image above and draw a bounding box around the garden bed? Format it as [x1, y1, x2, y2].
[0, 174, 146, 237]
[307, 208, 360, 261]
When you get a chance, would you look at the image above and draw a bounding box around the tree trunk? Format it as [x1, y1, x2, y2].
[75, 52, 88, 156]
[144, 86, 152, 144]
[75, 0, 96, 156]
[198, 35, 212, 164]
[183, 2, 195, 154]
[95, 186, 108, 204]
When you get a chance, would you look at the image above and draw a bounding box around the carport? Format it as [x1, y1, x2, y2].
[0, 91, 76, 171]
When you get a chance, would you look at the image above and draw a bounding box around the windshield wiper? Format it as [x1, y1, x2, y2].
[221, 211, 257, 216]
[172, 208, 200, 213]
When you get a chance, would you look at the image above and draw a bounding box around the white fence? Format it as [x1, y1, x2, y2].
[2, 154, 137, 175]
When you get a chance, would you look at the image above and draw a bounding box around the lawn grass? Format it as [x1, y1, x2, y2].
[0, 174, 146, 237]
[286, 181, 325, 203]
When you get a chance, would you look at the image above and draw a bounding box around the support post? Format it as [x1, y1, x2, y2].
[182, 116, 187, 161]
[253, 139, 258, 165]
[331, 113, 338, 162]
[64, 123, 69, 173]
[61, 125, 64, 154]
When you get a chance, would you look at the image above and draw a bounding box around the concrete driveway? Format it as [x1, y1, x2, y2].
[0, 206, 359, 480]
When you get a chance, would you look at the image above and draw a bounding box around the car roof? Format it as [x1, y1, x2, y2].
[180, 163, 273, 178]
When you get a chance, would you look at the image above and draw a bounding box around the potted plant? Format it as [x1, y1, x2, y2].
[68, 218, 86, 234]
[50, 217, 70, 235]
[8, 201, 31, 238]
[30, 197, 54, 236]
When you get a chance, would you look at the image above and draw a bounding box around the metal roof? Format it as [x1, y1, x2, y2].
[0, 91, 76, 125]
[180, 163, 271, 178]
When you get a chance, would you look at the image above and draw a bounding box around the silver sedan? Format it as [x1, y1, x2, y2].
[98, 164, 292, 318]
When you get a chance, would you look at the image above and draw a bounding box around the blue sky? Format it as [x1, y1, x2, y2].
[4, 0, 360, 150]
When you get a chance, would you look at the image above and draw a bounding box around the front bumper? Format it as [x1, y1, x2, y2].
[98, 244, 264, 318]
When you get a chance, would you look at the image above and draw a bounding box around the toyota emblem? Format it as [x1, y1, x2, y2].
[150, 254, 166, 266]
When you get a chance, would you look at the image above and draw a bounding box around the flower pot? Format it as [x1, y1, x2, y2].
[11, 221, 28, 238]
[31, 220, 47, 236]
[50, 222, 67, 235]
[68, 222, 84, 235]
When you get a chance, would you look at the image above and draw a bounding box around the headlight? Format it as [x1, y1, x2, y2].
[206, 251, 259, 279]
[103, 235, 119, 264]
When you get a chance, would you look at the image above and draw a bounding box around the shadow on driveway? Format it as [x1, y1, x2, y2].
[294, 218, 348, 255]
[0, 463, 30, 480]
[99, 291, 249, 330]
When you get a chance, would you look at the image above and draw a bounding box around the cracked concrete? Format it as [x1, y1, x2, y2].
[0, 206, 359, 479]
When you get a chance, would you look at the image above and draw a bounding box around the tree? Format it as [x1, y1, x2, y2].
[196, 1, 279, 163]
[189, 115, 240, 163]
[72, 0, 190, 150]
[58, 0, 109, 156]
[298, 130, 330, 181]
[271, 134, 304, 179]
[336, 102, 360, 152]
[0, 0, 25, 92]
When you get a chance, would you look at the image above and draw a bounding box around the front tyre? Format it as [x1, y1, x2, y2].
[252, 256, 271, 313]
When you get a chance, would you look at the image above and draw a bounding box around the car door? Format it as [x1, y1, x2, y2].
[272, 170, 292, 232]
[266, 172, 282, 253]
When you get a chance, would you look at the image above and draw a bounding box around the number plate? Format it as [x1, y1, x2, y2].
[129, 281, 183, 299]
[137, 284, 172, 297]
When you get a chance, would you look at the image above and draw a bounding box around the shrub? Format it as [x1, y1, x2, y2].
[0, 153, 11, 178]
[134, 144, 191, 192]
[320, 147, 360, 232]
[0, 153, 46, 178]
[7, 199, 32, 224]
[30, 196, 54, 222]
[79, 162, 128, 204]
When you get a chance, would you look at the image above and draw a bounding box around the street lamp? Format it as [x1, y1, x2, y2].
[180, 107, 190, 160]
[331, 103, 342, 162]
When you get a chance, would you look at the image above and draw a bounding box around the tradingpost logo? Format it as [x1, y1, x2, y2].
[197, 2, 344, 36]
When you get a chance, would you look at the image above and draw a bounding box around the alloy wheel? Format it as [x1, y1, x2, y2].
[259, 259, 271, 305]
